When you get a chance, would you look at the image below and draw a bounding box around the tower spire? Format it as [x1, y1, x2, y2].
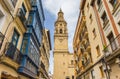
[59, 8, 62, 12]
[55, 8, 66, 24]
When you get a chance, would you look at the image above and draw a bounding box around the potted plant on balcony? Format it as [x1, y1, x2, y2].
[103, 45, 108, 52]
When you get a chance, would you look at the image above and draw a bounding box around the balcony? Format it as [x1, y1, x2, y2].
[1, 42, 22, 69]
[103, 34, 120, 58]
[80, 16, 86, 28]
[83, 58, 92, 70]
[41, 61, 45, 70]
[103, 20, 109, 28]
[30, 0, 37, 6]
[17, 8, 27, 29]
[5, 42, 22, 64]
[0, 32, 4, 49]
[81, 39, 86, 44]
[40, 61, 49, 78]
[84, 31, 88, 38]
[85, 41, 91, 52]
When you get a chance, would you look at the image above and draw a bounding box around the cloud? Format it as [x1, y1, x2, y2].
[43, 0, 80, 52]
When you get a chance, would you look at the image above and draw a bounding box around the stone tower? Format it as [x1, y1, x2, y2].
[53, 9, 74, 79]
[54, 8, 68, 51]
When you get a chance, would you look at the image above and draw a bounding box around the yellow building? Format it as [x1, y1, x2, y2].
[74, 0, 120, 79]
[40, 29, 51, 79]
[53, 9, 74, 79]
[0, 0, 31, 79]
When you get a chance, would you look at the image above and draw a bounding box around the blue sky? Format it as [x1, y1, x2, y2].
[42, 0, 80, 74]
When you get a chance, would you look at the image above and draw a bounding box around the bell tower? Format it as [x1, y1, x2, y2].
[54, 9, 68, 52]
[53, 9, 70, 79]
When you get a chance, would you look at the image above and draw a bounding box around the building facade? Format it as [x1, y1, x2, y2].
[0, 0, 47, 79]
[53, 9, 74, 79]
[40, 29, 51, 79]
[73, 0, 120, 79]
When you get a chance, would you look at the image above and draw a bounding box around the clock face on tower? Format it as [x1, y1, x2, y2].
[58, 37, 64, 43]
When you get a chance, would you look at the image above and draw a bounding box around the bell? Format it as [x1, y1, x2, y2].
[115, 58, 120, 64]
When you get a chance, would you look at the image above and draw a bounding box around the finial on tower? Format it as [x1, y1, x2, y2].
[60, 8, 62, 12]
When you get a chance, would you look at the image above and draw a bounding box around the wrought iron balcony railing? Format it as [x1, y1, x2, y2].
[41, 61, 45, 70]
[83, 59, 91, 68]
[0, 32, 4, 49]
[17, 8, 27, 28]
[103, 34, 120, 57]
[5, 42, 22, 64]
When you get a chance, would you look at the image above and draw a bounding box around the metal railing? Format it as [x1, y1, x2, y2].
[5, 42, 22, 64]
[0, 32, 4, 49]
[17, 8, 27, 27]
[84, 59, 91, 68]
[103, 34, 120, 56]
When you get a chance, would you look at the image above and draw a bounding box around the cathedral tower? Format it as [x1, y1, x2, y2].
[53, 9, 74, 79]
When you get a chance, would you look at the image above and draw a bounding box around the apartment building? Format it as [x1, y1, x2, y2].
[40, 29, 51, 79]
[73, 0, 120, 79]
[0, 0, 31, 78]
[0, 0, 48, 79]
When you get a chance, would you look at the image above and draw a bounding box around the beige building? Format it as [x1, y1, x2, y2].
[53, 9, 74, 79]
[40, 29, 52, 79]
[0, 0, 31, 79]
[73, 0, 120, 79]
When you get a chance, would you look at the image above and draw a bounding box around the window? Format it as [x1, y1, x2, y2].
[60, 29, 62, 34]
[109, 0, 117, 8]
[21, 39, 28, 54]
[96, 45, 101, 57]
[28, 40, 40, 66]
[101, 12, 108, 26]
[11, 0, 17, 7]
[71, 60, 74, 65]
[27, 14, 34, 25]
[26, 60, 37, 74]
[22, 4, 27, 15]
[89, 14, 93, 23]
[87, 3, 89, 10]
[34, 22, 42, 43]
[0, 10, 4, 19]
[107, 32, 117, 51]
[99, 66, 105, 78]
[11, 29, 19, 46]
[97, 0, 102, 9]
[66, 76, 70, 79]
[91, 70, 95, 79]
[118, 21, 120, 26]
[72, 75, 74, 79]
[93, 28, 96, 39]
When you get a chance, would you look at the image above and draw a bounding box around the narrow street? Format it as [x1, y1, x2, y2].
[0, 0, 120, 79]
